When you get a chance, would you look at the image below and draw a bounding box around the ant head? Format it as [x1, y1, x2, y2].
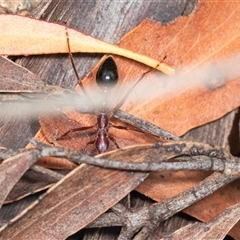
[96, 56, 118, 91]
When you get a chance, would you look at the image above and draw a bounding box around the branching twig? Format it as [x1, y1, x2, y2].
[133, 170, 240, 240]
[87, 170, 240, 240]
[31, 140, 237, 174]
[3, 139, 240, 239]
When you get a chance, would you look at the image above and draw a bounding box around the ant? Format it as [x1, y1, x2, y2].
[57, 28, 164, 153]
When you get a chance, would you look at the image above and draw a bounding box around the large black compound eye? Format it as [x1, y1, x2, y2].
[96, 56, 118, 90]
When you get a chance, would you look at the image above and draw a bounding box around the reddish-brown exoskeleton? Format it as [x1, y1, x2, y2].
[58, 28, 157, 153]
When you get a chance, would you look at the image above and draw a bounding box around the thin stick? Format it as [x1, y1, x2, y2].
[114, 109, 179, 141]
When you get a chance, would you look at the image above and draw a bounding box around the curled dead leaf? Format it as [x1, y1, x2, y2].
[0, 15, 174, 75]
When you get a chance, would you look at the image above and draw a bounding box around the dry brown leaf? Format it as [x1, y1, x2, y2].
[0, 150, 39, 209]
[0, 14, 174, 74]
[160, 202, 240, 240]
[36, 2, 240, 233]
[4, 167, 60, 204]
[118, 5, 240, 136]
[36, 1, 240, 238]
[136, 170, 240, 225]
[40, 0, 240, 144]
[2, 0, 240, 238]
[0, 158, 148, 239]
[0, 56, 58, 93]
[39, 0, 240, 163]
[35, 112, 85, 169]
[130, 3, 240, 238]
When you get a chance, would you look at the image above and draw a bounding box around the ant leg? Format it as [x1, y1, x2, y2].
[83, 139, 96, 154]
[57, 125, 95, 140]
[111, 124, 145, 135]
[111, 122, 163, 142]
[108, 135, 120, 149]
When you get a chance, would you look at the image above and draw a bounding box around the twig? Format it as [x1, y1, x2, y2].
[114, 109, 180, 141]
[87, 170, 240, 240]
[32, 140, 236, 173]
[17, 139, 240, 239]
[133, 171, 240, 240]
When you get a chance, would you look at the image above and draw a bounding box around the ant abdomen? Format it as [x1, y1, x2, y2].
[96, 56, 118, 91]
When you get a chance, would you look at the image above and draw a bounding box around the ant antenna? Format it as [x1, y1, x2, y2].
[65, 26, 93, 105]
[113, 56, 167, 111]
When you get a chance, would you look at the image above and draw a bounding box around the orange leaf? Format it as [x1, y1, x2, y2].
[3, 0, 240, 237]
[38, 1, 240, 166]
[37, 0, 240, 237]
[49, 0, 240, 139]
[0, 14, 173, 75]
[119, 12, 240, 136]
